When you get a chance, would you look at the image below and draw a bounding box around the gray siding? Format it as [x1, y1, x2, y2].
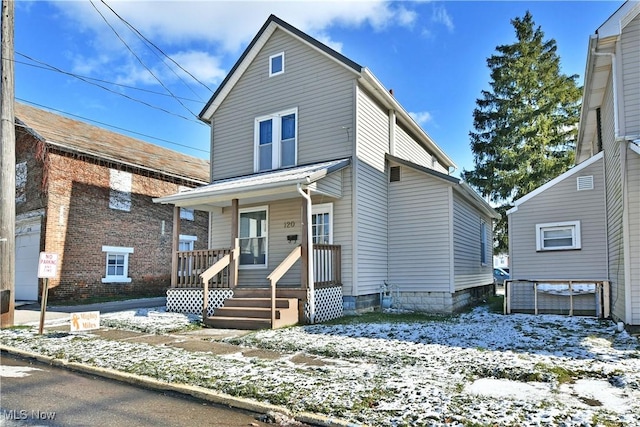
[509, 157, 607, 281]
[394, 124, 449, 173]
[453, 192, 494, 290]
[602, 78, 627, 323]
[211, 28, 356, 180]
[354, 86, 389, 296]
[621, 13, 640, 137]
[388, 166, 452, 292]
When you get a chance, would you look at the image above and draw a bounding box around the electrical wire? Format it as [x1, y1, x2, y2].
[99, 0, 214, 97]
[17, 98, 209, 158]
[15, 54, 202, 103]
[89, 0, 198, 119]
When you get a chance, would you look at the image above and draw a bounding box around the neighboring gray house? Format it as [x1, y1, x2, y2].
[155, 15, 498, 328]
[507, 1, 640, 329]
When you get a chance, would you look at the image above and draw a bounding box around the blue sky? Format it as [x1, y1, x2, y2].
[14, 1, 625, 177]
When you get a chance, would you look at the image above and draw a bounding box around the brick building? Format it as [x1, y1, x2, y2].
[14, 103, 210, 302]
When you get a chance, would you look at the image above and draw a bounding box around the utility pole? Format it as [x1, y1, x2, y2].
[0, 0, 15, 328]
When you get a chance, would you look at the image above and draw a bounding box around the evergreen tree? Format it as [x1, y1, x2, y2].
[463, 11, 582, 253]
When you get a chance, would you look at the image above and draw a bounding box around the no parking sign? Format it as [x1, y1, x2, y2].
[37, 252, 58, 278]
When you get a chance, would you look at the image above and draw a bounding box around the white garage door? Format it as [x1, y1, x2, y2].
[15, 219, 41, 301]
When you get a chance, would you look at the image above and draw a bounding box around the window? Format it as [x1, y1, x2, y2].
[178, 235, 197, 277]
[101, 246, 133, 283]
[239, 207, 268, 267]
[536, 221, 581, 251]
[109, 169, 132, 211]
[255, 109, 297, 171]
[312, 203, 333, 244]
[269, 52, 284, 77]
[180, 208, 195, 221]
[480, 221, 488, 265]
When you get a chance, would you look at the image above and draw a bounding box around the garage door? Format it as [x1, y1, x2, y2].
[15, 219, 41, 301]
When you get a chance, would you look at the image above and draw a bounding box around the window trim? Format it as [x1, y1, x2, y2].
[535, 221, 581, 251]
[101, 245, 133, 283]
[254, 108, 298, 172]
[269, 52, 285, 77]
[312, 203, 333, 244]
[238, 206, 269, 269]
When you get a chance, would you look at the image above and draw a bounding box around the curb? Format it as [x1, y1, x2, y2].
[0, 345, 365, 427]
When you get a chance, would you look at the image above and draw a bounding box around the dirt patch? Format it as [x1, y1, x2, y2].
[169, 340, 242, 355]
[289, 354, 331, 366]
[92, 329, 147, 340]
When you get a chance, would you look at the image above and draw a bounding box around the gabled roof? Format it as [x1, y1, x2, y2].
[199, 14, 456, 170]
[386, 154, 499, 220]
[576, 1, 640, 163]
[506, 151, 604, 215]
[154, 158, 350, 211]
[15, 102, 209, 185]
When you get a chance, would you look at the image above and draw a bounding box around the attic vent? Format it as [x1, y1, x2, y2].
[390, 166, 401, 182]
[577, 176, 594, 191]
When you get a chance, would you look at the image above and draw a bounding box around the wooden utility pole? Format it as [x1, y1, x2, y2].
[0, 0, 15, 328]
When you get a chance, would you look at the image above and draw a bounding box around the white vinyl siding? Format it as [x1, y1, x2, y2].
[210, 29, 355, 181]
[627, 149, 640, 324]
[388, 166, 451, 292]
[621, 13, 640, 137]
[509, 156, 607, 281]
[354, 86, 389, 296]
[453, 192, 493, 290]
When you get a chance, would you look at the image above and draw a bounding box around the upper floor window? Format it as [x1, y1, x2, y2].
[536, 221, 581, 251]
[255, 108, 297, 172]
[269, 52, 284, 77]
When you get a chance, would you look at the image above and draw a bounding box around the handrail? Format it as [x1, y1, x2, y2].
[267, 245, 301, 327]
[200, 254, 231, 318]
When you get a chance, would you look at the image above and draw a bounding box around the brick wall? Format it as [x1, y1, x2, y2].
[39, 149, 208, 302]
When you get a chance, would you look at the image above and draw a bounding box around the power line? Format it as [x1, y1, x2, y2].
[14, 54, 203, 103]
[17, 98, 209, 157]
[100, 0, 214, 96]
[89, 0, 198, 119]
[16, 51, 202, 124]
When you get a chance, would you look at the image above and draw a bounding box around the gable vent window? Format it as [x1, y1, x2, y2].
[390, 166, 401, 182]
[269, 52, 284, 77]
[577, 176, 594, 191]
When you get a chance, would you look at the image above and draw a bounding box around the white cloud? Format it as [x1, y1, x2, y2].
[409, 111, 433, 126]
[432, 4, 454, 32]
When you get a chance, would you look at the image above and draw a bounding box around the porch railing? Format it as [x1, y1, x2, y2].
[174, 248, 231, 288]
[313, 244, 341, 286]
[267, 245, 302, 327]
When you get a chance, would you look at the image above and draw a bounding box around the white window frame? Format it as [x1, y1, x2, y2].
[269, 52, 284, 77]
[101, 246, 133, 283]
[254, 108, 298, 172]
[238, 206, 268, 269]
[536, 221, 581, 251]
[311, 203, 333, 244]
[178, 235, 197, 277]
[480, 220, 488, 266]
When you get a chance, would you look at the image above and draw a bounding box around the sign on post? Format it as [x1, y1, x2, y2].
[37, 252, 58, 334]
[37, 252, 58, 278]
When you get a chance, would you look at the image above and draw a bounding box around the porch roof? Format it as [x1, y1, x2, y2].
[153, 158, 350, 211]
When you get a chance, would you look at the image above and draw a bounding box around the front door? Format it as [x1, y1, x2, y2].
[311, 204, 332, 282]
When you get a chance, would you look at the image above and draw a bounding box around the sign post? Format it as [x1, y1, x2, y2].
[37, 252, 58, 334]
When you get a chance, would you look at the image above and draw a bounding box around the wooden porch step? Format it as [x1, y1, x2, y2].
[204, 296, 299, 330]
[233, 287, 307, 300]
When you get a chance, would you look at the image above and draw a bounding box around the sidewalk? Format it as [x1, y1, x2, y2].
[3, 298, 352, 427]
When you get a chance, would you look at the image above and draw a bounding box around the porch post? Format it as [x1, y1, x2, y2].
[300, 197, 308, 289]
[230, 198, 239, 288]
[171, 205, 180, 288]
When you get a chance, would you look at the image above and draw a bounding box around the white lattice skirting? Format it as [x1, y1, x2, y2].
[166, 288, 233, 317]
[167, 286, 343, 324]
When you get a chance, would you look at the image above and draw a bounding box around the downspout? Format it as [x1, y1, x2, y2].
[297, 183, 315, 323]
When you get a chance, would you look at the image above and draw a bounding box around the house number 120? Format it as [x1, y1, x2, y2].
[284, 221, 296, 228]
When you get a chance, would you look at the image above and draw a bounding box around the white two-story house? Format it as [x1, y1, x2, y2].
[155, 15, 498, 329]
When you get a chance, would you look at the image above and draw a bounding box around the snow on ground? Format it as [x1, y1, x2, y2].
[1, 306, 639, 426]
